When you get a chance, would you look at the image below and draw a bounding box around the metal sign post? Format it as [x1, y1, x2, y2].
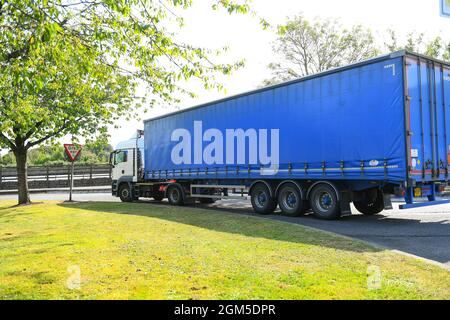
[64, 144, 83, 202]
[69, 161, 75, 201]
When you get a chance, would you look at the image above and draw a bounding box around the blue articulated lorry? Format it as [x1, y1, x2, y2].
[111, 50, 450, 220]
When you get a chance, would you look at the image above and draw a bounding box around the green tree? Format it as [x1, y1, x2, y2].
[82, 138, 113, 163]
[263, 15, 379, 85]
[264, 18, 449, 87]
[0, 0, 254, 204]
[444, 42, 450, 61]
[1, 151, 15, 166]
[384, 29, 449, 60]
[384, 29, 424, 53]
[1, 138, 114, 166]
[27, 144, 65, 165]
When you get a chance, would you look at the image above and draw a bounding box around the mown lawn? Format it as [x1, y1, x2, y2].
[0, 200, 449, 300]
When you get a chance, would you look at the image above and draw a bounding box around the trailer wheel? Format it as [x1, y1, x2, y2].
[119, 183, 133, 202]
[354, 189, 384, 215]
[250, 183, 277, 215]
[309, 183, 340, 220]
[167, 185, 185, 206]
[277, 183, 307, 217]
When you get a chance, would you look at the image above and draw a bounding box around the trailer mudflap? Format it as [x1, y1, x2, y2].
[339, 191, 352, 216]
[383, 194, 393, 210]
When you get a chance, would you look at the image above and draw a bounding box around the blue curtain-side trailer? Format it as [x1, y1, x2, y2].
[110, 50, 450, 220]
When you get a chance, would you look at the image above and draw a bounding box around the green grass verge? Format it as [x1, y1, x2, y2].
[0, 200, 449, 299]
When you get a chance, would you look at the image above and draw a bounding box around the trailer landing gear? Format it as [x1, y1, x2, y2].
[152, 192, 164, 202]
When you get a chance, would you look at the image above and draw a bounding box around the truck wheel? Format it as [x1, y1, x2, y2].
[309, 183, 340, 220]
[119, 184, 133, 202]
[354, 189, 384, 215]
[152, 192, 164, 202]
[277, 183, 307, 217]
[250, 183, 277, 215]
[167, 185, 185, 206]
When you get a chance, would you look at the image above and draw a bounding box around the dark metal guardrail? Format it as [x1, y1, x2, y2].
[0, 164, 112, 190]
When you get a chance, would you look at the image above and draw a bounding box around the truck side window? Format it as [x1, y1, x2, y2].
[114, 150, 128, 164]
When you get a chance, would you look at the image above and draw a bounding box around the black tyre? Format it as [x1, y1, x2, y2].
[152, 192, 164, 202]
[199, 198, 216, 204]
[354, 189, 384, 215]
[309, 183, 341, 220]
[119, 183, 132, 202]
[167, 185, 185, 206]
[250, 183, 277, 215]
[277, 183, 307, 217]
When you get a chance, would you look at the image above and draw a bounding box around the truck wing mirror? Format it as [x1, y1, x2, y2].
[109, 152, 116, 167]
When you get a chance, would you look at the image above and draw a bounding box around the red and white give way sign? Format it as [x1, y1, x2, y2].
[64, 144, 83, 162]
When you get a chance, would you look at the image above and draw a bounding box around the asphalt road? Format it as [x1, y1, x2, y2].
[1, 192, 449, 269]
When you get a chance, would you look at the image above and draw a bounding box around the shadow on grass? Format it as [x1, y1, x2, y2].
[0, 201, 44, 213]
[195, 200, 450, 265]
[58, 201, 381, 254]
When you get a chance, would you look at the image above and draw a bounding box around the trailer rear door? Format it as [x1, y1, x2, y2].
[406, 55, 450, 183]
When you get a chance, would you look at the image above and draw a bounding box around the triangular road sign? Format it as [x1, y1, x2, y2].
[64, 144, 83, 162]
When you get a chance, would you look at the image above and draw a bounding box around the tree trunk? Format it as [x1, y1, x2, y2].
[14, 147, 30, 205]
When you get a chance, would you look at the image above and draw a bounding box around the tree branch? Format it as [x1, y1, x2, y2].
[26, 120, 72, 149]
[24, 121, 43, 141]
[0, 132, 17, 151]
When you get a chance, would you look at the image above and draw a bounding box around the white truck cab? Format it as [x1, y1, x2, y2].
[111, 149, 136, 181]
[110, 131, 144, 201]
